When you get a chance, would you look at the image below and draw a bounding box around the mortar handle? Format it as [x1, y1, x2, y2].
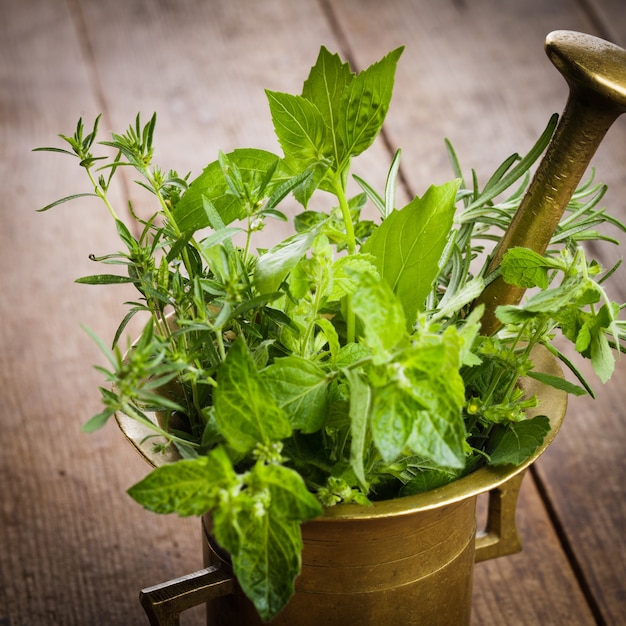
[474, 470, 527, 562]
[139, 564, 235, 626]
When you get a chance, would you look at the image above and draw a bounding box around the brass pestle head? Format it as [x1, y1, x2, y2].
[476, 30, 626, 335]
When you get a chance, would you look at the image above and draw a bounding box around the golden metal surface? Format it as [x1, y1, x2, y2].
[476, 31, 626, 335]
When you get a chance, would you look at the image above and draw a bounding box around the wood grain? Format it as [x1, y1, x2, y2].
[1, 0, 624, 624]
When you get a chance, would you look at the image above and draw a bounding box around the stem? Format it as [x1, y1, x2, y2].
[86, 167, 119, 221]
[332, 175, 357, 344]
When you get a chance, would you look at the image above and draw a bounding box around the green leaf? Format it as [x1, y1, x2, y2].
[126, 448, 238, 517]
[302, 46, 353, 164]
[36, 192, 98, 212]
[338, 47, 404, 159]
[326, 253, 378, 301]
[81, 407, 115, 432]
[349, 270, 407, 364]
[344, 368, 371, 491]
[267, 90, 327, 169]
[500, 247, 562, 289]
[261, 357, 329, 433]
[173, 148, 286, 232]
[254, 463, 323, 521]
[488, 415, 551, 466]
[407, 400, 466, 469]
[371, 386, 421, 461]
[210, 462, 321, 622]
[228, 509, 303, 622]
[75, 274, 135, 285]
[525, 370, 588, 396]
[255, 229, 318, 293]
[590, 327, 614, 383]
[214, 339, 292, 452]
[362, 179, 459, 324]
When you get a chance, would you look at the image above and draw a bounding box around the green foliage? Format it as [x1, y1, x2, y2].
[37, 44, 626, 621]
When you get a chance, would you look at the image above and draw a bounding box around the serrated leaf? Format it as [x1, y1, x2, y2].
[338, 47, 403, 159]
[261, 357, 329, 433]
[349, 270, 407, 363]
[371, 386, 421, 461]
[500, 247, 562, 289]
[214, 339, 292, 452]
[229, 509, 302, 622]
[267, 90, 327, 169]
[407, 378, 466, 469]
[254, 463, 323, 521]
[127, 448, 237, 517]
[326, 253, 378, 301]
[302, 46, 353, 164]
[362, 179, 459, 324]
[488, 415, 551, 466]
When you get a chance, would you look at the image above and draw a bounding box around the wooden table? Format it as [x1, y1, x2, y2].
[1, 1, 624, 624]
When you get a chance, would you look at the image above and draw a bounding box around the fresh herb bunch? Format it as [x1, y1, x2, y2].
[37, 46, 626, 620]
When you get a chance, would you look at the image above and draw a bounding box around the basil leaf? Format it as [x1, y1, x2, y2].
[407, 389, 466, 469]
[214, 339, 292, 452]
[266, 90, 327, 169]
[302, 45, 353, 164]
[254, 463, 323, 521]
[173, 148, 286, 232]
[255, 229, 318, 293]
[363, 179, 459, 325]
[338, 47, 403, 159]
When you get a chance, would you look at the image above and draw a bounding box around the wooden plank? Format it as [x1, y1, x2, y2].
[472, 476, 595, 625]
[0, 1, 210, 625]
[328, 0, 626, 624]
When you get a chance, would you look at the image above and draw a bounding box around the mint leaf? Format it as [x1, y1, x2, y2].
[500, 247, 562, 288]
[127, 447, 237, 517]
[407, 377, 466, 469]
[344, 368, 371, 491]
[488, 415, 551, 466]
[214, 339, 292, 452]
[362, 179, 459, 324]
[326, 253, 378, 301]
[261, 357, 329, 433]
[371, 386, 422, 462]
[349, 270, 407, 363]
[338, 47, 403, 159]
